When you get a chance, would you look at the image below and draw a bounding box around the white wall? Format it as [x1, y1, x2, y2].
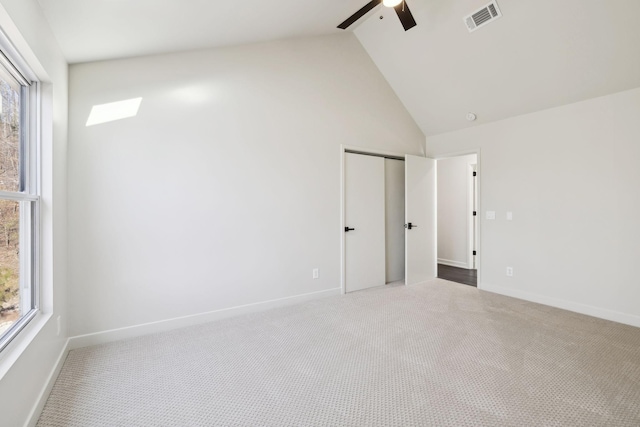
[437, 154, 476, 268]
[67, 34, 424, 337]
[384, 158, 404, 283]
[426, 86, 640, 326]
[0, 0, 68, 425]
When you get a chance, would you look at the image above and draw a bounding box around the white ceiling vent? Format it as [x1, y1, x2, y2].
[464, 1, 502, 33]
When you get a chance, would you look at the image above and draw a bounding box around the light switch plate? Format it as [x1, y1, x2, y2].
[506, 211, 513, 220]
[486, 211, 496, 220]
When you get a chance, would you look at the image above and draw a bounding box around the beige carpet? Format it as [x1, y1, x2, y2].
[38, 279, 640, 426]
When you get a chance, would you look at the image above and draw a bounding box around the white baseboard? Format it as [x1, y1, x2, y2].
[25, 338, 70, 427]
[437, 258, 471, 269]
[68, 287, 342, 350]
[480, 283, 640, 328]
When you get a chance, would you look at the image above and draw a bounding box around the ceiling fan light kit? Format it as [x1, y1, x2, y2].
[338, 0, 417, 31]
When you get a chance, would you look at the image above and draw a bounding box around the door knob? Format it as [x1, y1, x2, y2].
[345, 227, 355, 232]
[405, 222, 418, 230]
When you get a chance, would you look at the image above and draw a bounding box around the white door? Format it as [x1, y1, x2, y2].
[345, 153, 386, 292]
[405, 154, 437, 285]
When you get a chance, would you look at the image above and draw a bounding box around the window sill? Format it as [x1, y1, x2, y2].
[0, 311, 52, 381]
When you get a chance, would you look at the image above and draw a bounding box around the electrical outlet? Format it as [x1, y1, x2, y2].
[312, 268, 319, 279]
[506, 267, 513, 277]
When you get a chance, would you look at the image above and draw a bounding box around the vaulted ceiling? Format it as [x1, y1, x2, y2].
[35, 0, 368, 63]
[37, 0, 640, 136]
[354, 0, 640, 135]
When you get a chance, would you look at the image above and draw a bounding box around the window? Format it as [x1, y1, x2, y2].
[0, 48, 39, 353]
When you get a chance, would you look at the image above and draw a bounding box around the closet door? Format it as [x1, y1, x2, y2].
[405, 154, 437, 285]
[344, 153, 385, 292]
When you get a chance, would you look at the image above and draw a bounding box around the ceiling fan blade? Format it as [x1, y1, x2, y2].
[394, 1, 417, 31]
[338, 0, 383, 30]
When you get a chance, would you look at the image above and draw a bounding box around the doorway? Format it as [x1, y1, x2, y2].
[343, 151, 404, 292]
[436, 153, 478, 287]
[341, 148, 436, 294]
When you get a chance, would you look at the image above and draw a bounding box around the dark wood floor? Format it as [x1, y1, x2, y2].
[437, 264, 477, 287]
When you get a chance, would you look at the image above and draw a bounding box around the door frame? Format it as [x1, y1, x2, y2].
[433, 148, 483, 289]
[340, 145, 413, 295]
[468, 163, 478, 269]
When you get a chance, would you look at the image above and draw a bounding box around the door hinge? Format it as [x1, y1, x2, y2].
[473, 211, 477, 216]
[473, 171, 477, 177]
[473, 250, 477, 256]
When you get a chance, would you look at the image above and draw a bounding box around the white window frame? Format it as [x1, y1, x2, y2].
[0, 39, 40, 353]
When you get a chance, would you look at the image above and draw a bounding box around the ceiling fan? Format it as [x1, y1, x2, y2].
[338, 0, 417, 31]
